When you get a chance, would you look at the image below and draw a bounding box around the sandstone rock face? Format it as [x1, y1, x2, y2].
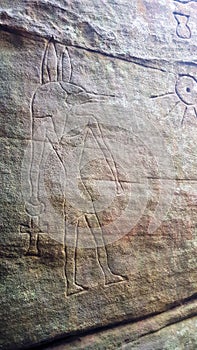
[0, 1, 196, 349]
[42, 301, 197, 349]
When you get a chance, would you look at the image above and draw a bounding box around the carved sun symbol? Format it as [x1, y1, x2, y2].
[151, 74, 197, 125]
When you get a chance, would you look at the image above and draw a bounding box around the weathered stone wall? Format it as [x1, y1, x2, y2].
[0, 1, 197, 349]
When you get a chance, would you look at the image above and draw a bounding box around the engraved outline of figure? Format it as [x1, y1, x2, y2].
[26, 38, 126, 296]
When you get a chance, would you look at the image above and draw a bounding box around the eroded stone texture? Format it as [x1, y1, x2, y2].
[40, 302, 197, 349]
[0, 1, 197, 349]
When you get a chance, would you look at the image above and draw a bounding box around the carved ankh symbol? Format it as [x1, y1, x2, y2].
[173, 12, 191, 39]
[20, 216, 48, 256]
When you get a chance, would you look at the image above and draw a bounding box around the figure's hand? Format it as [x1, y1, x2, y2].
[25, 197, 45, 216]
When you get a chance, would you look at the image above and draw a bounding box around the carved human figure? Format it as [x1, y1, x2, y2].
[25, 38, 126, 295]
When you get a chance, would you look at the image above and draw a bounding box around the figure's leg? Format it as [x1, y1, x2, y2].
[85, 214, 125, 285]
[64, 218, 85, 296]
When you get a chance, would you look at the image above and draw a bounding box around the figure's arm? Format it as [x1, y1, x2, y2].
[27, 117, 60, 215]
[29, 118, 47, 204]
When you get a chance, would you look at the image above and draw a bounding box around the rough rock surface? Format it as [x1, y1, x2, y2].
[39, 301, 197, 349]
[0, 1, 197, 349]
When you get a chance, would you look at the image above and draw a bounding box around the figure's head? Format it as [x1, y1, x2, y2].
[33, 37, 104, 108]
[32, 38, 90, 117]
[32, 82, 67, 118]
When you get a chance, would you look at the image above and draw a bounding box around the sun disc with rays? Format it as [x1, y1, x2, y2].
[175, 75, 197, 124]
[151, 74, 197, 125]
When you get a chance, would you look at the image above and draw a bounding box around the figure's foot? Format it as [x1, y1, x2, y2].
[104, 272, 126, 286]
[67, 283, 86, 296]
